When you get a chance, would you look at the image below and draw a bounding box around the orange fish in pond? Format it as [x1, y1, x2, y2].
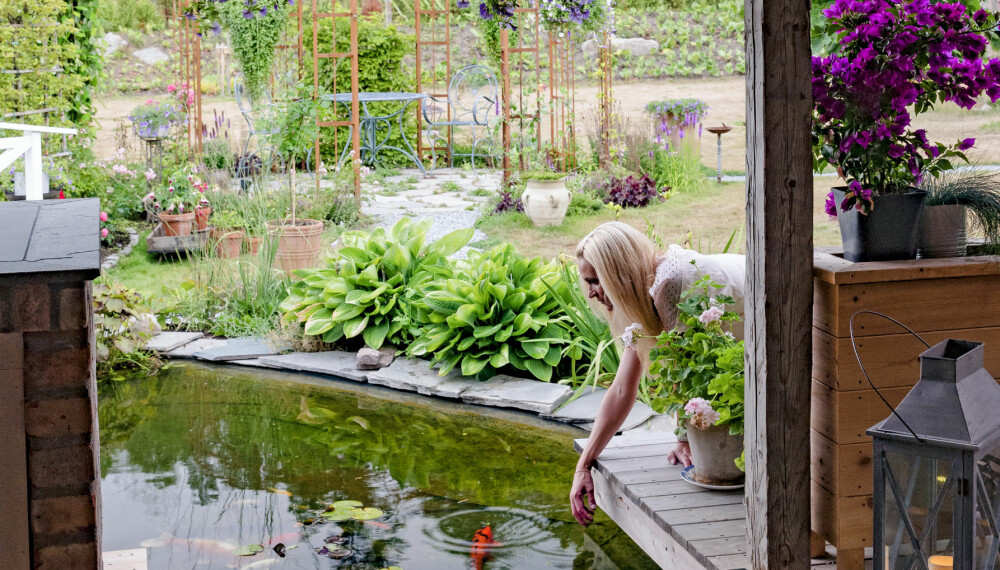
[470, 525, 498, 570]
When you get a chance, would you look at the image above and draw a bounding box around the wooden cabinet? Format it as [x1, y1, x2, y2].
[810, 250, 1000, 569]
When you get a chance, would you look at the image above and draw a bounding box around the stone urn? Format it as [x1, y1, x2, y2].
[686, 421, 745, 486]
[522, 177, 571, 227]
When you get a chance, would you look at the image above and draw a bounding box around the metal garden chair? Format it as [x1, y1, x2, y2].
[421, 65, 499, 172]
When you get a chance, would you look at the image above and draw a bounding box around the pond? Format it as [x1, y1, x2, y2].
[99, 362, 658, 569]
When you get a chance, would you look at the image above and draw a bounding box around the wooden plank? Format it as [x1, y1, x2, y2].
[813, 251, 1000, 286]
[812, 326, 1000, 391]
[810, 429, 872, 497]
[598, 454, 672, 473]
[814, 275, 1000, 337]
[0, 364, 29, 568]
[673, 519, 749, 541]
[712, 553, 753, 569]
[811, 480, 873, 550]
[689, 536, 748, 557]
[811, 380, 909, 445]
[591, 466, 710, 570]
[658, 504, 749, 526]
[630, 480, 712, 498]
[574, 431, 676, 452]
[645, 492, 745, 511]
[590, 443, 670, 461]
[615, 468, 686, 485]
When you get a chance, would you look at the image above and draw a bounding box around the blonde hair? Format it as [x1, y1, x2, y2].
[576, 222, 662, 360]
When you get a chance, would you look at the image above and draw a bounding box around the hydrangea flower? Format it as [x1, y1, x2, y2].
[621, 322, 642, 349]
[685, 397, 721, 430]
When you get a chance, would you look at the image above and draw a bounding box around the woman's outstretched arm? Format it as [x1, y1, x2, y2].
[569, 347, 642, 525]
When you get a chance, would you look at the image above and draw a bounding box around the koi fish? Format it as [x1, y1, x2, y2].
[470, 525, 498, 570]
[267, 488, 292, 497]
[267, 531, 302, 544]
[139, 531, 238, 554]
[362, 520, 391, 529]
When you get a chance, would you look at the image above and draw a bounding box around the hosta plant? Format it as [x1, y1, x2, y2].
[278, 218, 473, 349]
[409, 244, 572, 382]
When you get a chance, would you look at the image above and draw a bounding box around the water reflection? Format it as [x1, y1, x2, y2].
[99, 362, 657, 569]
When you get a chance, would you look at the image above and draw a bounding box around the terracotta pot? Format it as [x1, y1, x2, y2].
[522, 179, 571, 227]
[266, 219, 325, 273]
[159, 211, 196, 237]
[246, 235, 264, 255]
[212, 228, 245, 259]
[195, 206, 212, 231]
[686, 421, 745, 486]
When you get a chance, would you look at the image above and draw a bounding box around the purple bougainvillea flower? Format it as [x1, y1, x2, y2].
[958, 137, 976, 151]
[825, 192, 838, 217]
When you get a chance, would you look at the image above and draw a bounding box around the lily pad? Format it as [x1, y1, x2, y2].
[352, 507, 385, 520]
[332, 500, 363, 510]
[322, 510, 356, 522]
[327, 548, 353, 559]
[234, 544, 264, 556]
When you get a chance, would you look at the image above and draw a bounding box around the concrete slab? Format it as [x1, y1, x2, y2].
[163, 337, 228, 359]
[193, 337, 280, 361]
[460, 374, 573, 414]
[258, 351, 368, 382]
[367, 358, 478, 398]
[145, 331, 204, 352]
[542, 386, 656, 431]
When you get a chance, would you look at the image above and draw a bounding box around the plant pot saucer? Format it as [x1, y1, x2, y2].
[680, 465, 745, 491]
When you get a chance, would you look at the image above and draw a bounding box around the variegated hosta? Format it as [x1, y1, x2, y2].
[278, 218, 473, 349]
[409, 244, 573, 382]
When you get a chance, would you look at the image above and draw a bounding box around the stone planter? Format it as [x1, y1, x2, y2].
[522, 179, 571, 227]
[267, 219, 324, 273]
[686, 421, 745, 486]
[919, 204, 966, 259]
[195, 206, 212, 232]
[212, 228, 245, 259]
[159, 211, 196, 237]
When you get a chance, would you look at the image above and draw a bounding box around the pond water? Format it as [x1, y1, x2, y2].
[99, 362, 658, 569]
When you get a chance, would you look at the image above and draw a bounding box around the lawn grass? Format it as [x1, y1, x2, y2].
[476, 178, 844, 260]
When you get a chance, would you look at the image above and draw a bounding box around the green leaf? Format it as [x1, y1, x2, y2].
[304, 308, 335, 335]
[351, 507, 384, 520]
[453, 304, 481, 326]
[332, 303, 365, 321]
[461, 356, 490, 376]
[473, 323, 502, 338]
[338, 246, 371, 265]
[432, 228, 474, 257]
[234, 544, 264, 556]
[343, 315, 370, 338]
[362, 319, 390, 349]
[521, 340, 549, 359]
[524, 359, 553, 382]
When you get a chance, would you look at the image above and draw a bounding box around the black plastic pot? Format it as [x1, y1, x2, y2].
[833, 188, 927, 262]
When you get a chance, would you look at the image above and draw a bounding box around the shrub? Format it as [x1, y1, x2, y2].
[409, 244, 572, 382]
[93, 282, 162, 379]
[490, 189, 524, 215]
[601, 174, 667, 208]
[279, 219, 473, 349]
[202, 138, 234, 170]
[97, 0, 165, 32]
[641, 145, 705, 194]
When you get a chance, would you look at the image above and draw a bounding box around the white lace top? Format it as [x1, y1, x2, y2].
[648, 244, 746, 332]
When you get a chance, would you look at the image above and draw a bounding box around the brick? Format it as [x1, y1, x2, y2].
[0, 332, 23, 371]
[56, 286, 88, 331]
[24, 330, 90, 391]
[29, 446, 94, 490]
[25, 398, 92, 438]
[36, 542, 98, 570]
[12, 282, 51, 332]
[31, 495, 95, 535]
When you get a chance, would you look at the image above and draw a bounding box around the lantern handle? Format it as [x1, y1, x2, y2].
[849, 310, 930, 443]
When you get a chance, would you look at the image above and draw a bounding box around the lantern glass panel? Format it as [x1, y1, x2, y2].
[974, 451, 1000, 569]
[883, 448, 956, 569]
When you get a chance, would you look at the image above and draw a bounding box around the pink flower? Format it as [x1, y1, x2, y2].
[167, 84, 177, 93]
[145, 99, 154, 105]
[621, 322, 643, 349]
[100, 211, 108, 222]
[101, 228, 109, 238]
[685, 397, 721, 430]
[145, 169, 156, 181]
[699, 306, 724, 325]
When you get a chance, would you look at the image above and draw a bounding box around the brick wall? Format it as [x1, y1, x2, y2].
[0, 272, 102, 569]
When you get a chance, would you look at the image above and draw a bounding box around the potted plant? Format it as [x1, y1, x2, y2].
[128, 99, 185, 141]
[210, 210, 245, 259]
[195, 196, 212, 232]
[647, 275, 745, 486]
[520, 170, 571, 227]
[813, 0, 1000, 262]
[644, 99, 709, 155]
[918, 169, 1000, 258]
[149, 169, 205, 237]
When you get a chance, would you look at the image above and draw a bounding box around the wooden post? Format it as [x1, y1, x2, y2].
[501, 29, 511, 189]
[23, 131, 43, 201]
[350, 0, 361, 200]
[743, 0, 813, 562]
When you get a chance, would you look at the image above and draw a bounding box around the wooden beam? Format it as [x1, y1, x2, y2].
[743, 0, 814, 563]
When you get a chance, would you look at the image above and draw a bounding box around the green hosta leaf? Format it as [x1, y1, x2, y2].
[362, 319, 390, 349]
[322, 324, 345, 343]
[343, 315, 370, 338]
[461, 356, 490, 376]
[506, 291, 527, 311]
[338, 246, 371, 265]
[113, 337, 135, 354]
[357, 264, 379, 286]
[453, 304, 481, 326]
[431, 228, 474, 257]
[357, 284, 389, 304]
[473, 323, 502, 339]
[524, 358, 553, 382]
[513, 313, 533, 335]
[543, 345, 561, 366]
[457, 336, 476, 351]
[332, 303, 365, 321]
[305, 308, 335, 336]
[489, 350, 509, 369]
[521, 340, 549, 359]
[496, 325, 514, 342]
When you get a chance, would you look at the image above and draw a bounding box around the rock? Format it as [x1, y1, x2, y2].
[133, 47, 169, 66]
[580, 37, 660, 58]
[356, 347, 396, 370]
[367, 358, 478, 398]
[193, 337, 280, 361]
[163, 337, 228, 359]
[460, 375, 572, 414]
[259, 351, 368, 382]
[146, 331, 205, 352]
[100, 32, 128, 57]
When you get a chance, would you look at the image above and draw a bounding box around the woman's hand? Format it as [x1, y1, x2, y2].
[667, 442, 693, 467]
[570, 470, 596, 526]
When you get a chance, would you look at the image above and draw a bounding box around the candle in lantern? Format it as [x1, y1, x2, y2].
[928, 555, 953, 570]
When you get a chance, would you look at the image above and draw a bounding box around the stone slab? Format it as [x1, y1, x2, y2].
[541, 386, 656, 431]
[258, 351, 368, 382]
[145, 331, 204, 352]
[366, 358, 478, 398]
[624, 413, 677, 434]
[460, 374, 573, 414]
[163, 338, 228, 359]
[193, 337, 280, 361]
[0, 199, 100, 277]
[228, 359, 282, 369]
[133, 47, 169, 65]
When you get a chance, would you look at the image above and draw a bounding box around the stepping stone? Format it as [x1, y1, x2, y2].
[460, 375, 572, 414]
[624, 413, 677, 435]
[258, 351, 368, 382]
[367, 358, 478, 398]
[146, 331, 204, 352]
[193, 337, 280, 361]
[541, 386, 656, 431]
[163, 337, 228, 359]
[228, 358, 281, 369]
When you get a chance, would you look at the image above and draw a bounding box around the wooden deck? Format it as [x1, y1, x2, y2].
[575, 432, 869, 569]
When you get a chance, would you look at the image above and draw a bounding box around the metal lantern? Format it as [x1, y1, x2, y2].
[870, 339, 1000, 570]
